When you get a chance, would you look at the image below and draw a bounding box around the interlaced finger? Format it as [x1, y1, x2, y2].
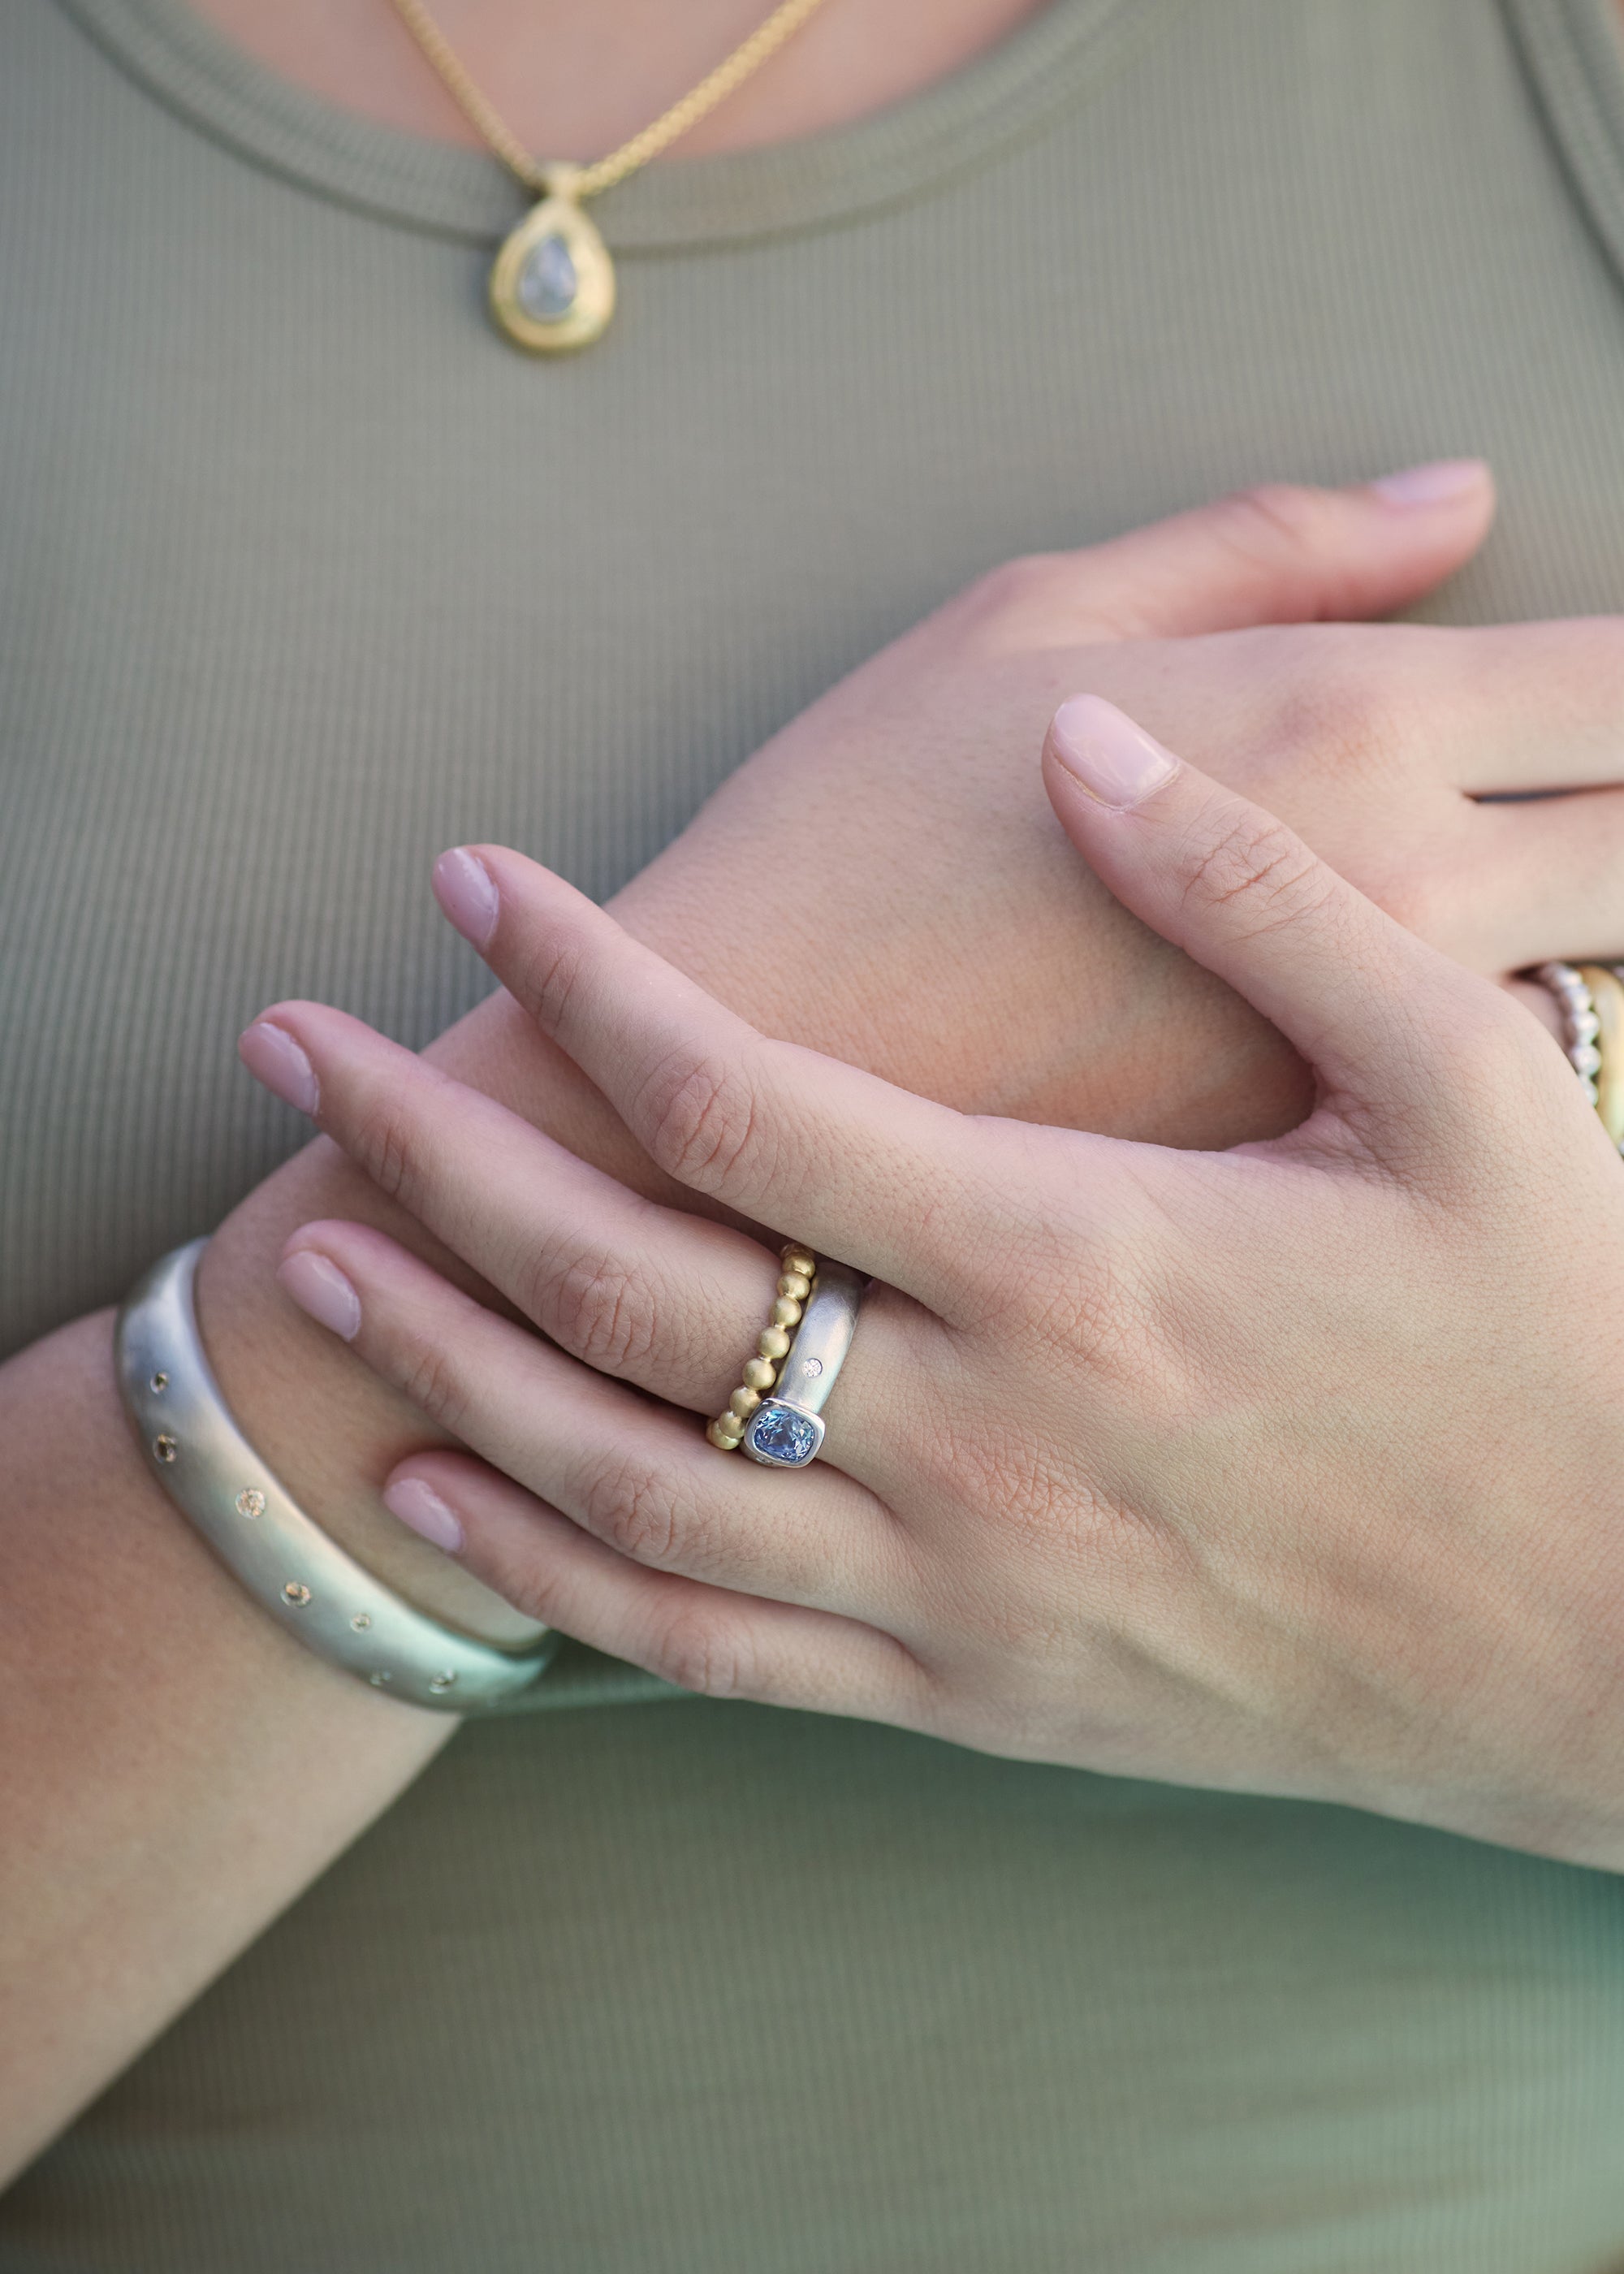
[437, 848, 1015, 1311]
[241, 1002, 937, 1472]
[278, 1218, 914, 1622]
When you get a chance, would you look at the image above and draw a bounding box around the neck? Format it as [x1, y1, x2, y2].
[188, 0, 1052, 164]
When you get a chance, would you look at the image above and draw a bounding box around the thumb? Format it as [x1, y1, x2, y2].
[1041, 694, 1475, 1117]
[1058, 460, 1493, 641]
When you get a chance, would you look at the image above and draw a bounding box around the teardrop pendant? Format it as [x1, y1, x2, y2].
[489, 165, 616, 355]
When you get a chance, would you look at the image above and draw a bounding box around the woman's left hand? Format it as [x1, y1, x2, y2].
[247, 698, 1624, 1869]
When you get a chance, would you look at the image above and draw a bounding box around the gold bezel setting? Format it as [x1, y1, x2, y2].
[489, 174, 616, 356]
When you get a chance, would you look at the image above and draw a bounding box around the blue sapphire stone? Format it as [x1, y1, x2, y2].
[747, 1405, 818, 1466]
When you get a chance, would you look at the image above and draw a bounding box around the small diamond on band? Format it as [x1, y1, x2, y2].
[149, 1371, 168, 1394]
[350, 1611, 372, 1632]
[369, 1670, 393, 1686]
[235, 1487, 266, 1520]
[428, 1670, 458, 1693]
[801, 1357, 823, 1379]
[283, 1580, 312, 1607]
[153, 1433, 178, 1463]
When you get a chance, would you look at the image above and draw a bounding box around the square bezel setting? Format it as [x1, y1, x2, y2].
[741, 1401, 825, 1468]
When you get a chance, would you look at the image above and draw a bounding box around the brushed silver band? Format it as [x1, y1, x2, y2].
[115, 1240, 559, 1712]
[739, 1260, 866, 1468]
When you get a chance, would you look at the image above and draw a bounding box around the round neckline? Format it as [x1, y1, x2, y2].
[53, 0, 1171, 250]
[1500, 0, 1624, 294]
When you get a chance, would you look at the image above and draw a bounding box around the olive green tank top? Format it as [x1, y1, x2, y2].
[6, 0, 1624, 2263]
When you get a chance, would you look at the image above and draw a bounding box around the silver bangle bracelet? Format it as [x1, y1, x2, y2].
[116, 1240, 559, 1712]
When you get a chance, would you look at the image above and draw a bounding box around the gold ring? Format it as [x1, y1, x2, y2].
[706, 1244, 816, 1452]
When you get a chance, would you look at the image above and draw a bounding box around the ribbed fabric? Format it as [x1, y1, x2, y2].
[7, 0, 1624, 2263]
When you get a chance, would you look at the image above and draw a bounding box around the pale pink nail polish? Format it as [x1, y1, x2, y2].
[1368, 457, 1488, 508]
[239, 1022, 319, 1115]
[433, 848, 499, 951]
[1048, 695, 1181, 811]
[383, 1476, 465, 1554]
[276, 1249, 361, 1341]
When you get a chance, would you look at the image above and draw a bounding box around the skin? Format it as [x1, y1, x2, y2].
[263, 707, 1624, 1872]
[188, 0, 1054, 162]
[6, 478, 1531, 2183]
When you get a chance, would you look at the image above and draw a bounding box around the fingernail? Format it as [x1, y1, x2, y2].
[1048, 694, 1180, 811]
[382, 1476, 465, 1554]
[239, 1021, 319, 1115]
[433, 848, 499, 951]
[276, 1248, 361, 1341]
[1367, 457, 1488, 508]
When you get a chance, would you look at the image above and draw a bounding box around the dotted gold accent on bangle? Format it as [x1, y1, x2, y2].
[117, 1240, 561, 1712]
[1581, 966, 1624, 1149]
[1536, 962, 1601, 1105]
[706, 1244, 816, 1452]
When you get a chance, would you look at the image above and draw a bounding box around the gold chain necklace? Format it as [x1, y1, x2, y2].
[387, 0, 832, 352]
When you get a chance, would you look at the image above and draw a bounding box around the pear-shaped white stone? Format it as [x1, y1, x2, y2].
[516, 235, 577, 322]
[489, 178, 616, 354]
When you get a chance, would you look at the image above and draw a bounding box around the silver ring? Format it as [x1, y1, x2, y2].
[739, 1260, 866, 1469]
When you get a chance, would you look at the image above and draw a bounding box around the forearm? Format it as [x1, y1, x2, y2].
[0, 992, 596, 2170]
[0, 1311, 451, 2180]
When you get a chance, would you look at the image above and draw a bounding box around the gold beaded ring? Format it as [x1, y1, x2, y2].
[706, 1244, 816, 1453]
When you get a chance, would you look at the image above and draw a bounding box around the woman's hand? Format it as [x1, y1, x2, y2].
[431, 465, 1533, 1188]
[251, 702, 1624, 1870]
[201, 470, 1516, 1636]
[611, 467, 1624, 1149]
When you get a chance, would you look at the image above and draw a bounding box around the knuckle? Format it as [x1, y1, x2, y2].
[633, 1042, 769, 1196]
[348, 1096, 421, 1209]
[1208, 482, 1330, 568]
[490, 1557, 564, 1632]
[538, 1245, 660, 1377]
[970, 551, 1069, 616]
[648, 1609, 758, 1701]
[578, 1450, 685, 1567]
[1259, 633, 1419, 789]
[508, 919, 590, 1035]
[395, 1338, 471, 1437]
[1176, 809, 1333, 944]
[952, 552, 1074, 647]
[1015, 1239, 1164, 1389]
